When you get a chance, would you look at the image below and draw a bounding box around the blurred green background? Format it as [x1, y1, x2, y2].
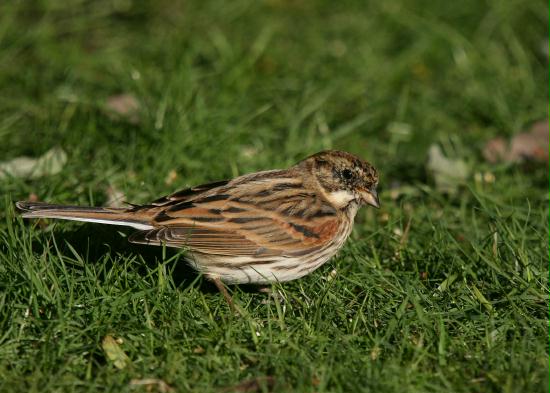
[0, 1, 548, 392]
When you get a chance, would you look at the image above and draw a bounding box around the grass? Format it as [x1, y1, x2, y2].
[0, 0, 548, 392]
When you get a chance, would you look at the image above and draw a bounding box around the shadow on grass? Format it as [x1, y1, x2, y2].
[30, 222, 264, 296]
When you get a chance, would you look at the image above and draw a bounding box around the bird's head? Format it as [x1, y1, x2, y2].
[299, 150, 379, 209]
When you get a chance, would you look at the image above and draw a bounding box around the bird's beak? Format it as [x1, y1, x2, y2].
[361, 188, 380, 209]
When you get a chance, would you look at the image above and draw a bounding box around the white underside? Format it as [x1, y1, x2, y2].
[192, 254, 334, 284]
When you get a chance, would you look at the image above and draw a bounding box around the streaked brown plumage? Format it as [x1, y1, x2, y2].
[16, 150, 379, 285]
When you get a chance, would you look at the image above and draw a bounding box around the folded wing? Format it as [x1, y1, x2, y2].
[129, 173, 340, 258]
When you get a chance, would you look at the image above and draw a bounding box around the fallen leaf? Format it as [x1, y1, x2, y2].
[102, 335, 131, 369]
[164, 169, 178, 186]
[193, 346, 205, 354]
[129, 379, 174, 393]
[106, 93, 140, 123]
[326, 268, 338, 281]
[508, 119, 549, 162]
[0, 147, 67, 179]
[427, 144, 469, 193]
[220, 376, 276, 393]
[483, 119, 549, 163]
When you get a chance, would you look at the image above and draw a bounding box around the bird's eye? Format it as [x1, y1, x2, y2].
[342, 169, 353, 180]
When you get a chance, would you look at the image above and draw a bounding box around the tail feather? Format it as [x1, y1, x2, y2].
[15, 201, 154, 230]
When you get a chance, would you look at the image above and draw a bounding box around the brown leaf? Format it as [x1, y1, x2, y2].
[102, 335, 131, 369]
[508, 119, 549, 162]
[106, 93, 140, 123]
[483, 119, 549, 163]
[192, 346, 205, 354]
[129, 379, 174, 393]
[164, 169, 178, 186]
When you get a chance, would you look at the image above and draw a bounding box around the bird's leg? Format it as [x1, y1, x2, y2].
[211, 277, 236, 312]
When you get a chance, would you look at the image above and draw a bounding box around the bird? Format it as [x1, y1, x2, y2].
[16, 150, 379, 300]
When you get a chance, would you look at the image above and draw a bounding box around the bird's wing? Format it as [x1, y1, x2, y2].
[148, 180, 231, 207]
[129, 172, 341, 257]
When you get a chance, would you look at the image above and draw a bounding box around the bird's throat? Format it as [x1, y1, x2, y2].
[325, 190, 356, 209]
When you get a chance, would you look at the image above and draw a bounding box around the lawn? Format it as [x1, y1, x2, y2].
[0, 1, 548, 392]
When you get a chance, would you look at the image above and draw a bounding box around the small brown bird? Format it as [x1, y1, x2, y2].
[17, 150, 379, 290]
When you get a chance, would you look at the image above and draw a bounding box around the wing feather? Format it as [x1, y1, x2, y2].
[129, 171, 341, 257]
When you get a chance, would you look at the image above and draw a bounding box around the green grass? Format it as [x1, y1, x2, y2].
[0, 0, 548, 392]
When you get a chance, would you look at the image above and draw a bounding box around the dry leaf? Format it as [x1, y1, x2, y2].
[0, 147, 67, 179]
[130, 379, 174, 393]
[326, 268, 338, 281]
[483, 119, 549, 163]
[508, 119, 549, 162]
[193, 346, 205, 354]
[106, 93, 140, 123]
[164, 169, 178, 186]
[102, 335, 131, 369]
[427, 144, 469, 193]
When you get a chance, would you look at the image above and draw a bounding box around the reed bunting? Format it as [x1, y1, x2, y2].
[17, 150, 379, 287]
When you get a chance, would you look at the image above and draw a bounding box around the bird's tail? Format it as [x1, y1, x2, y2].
[15, 201, 154, 230]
